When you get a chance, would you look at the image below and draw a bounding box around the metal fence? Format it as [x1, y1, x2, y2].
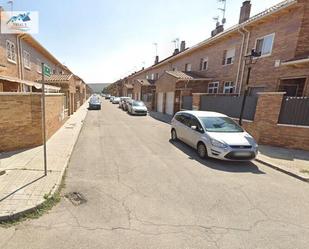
[200, 95, 258, 120]
[182, 96, 193, 110]
[278, 97, 309, 126]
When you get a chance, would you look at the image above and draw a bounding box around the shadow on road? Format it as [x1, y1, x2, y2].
[170, 140, 265, 174]
[148, 111, 172, 124]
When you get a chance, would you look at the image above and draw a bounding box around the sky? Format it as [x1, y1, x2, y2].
[0, 0, 283, 83]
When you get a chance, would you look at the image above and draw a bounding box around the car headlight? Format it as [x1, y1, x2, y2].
[211, 139, 228, 148]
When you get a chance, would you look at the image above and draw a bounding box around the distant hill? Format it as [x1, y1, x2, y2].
[88, 83, 110, 93]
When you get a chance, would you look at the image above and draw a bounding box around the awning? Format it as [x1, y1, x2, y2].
[0, 75, 60, 91]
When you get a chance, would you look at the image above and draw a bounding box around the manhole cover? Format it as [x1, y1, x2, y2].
[65, 192, 87, 206]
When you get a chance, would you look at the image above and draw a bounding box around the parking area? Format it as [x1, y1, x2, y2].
[1, 97, 309, 249]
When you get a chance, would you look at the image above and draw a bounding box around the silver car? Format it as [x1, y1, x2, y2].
[127, 100, 148, 115]
[171, 111, 258, 161]
[112, 97, 121, 104]
[119, 97, 131, 109]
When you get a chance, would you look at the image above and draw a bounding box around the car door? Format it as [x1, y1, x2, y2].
[173, 114, 187, 141]
[179, 114, 193, 145]
[182, 115, 205, 148]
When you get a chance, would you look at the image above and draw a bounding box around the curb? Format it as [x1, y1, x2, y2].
[0, 105, 89, 223]
[255, 158, 309, 183]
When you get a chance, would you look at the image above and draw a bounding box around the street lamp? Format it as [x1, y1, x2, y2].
[239, 49, 261, 126]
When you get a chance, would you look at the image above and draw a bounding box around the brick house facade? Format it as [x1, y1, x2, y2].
[114, 0, 308, 110]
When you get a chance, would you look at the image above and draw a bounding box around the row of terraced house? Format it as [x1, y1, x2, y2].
[0, 7, 91, 152]
[107, 0, 309, 150]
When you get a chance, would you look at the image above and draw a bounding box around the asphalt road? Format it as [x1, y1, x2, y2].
[1, 98, 309, 249]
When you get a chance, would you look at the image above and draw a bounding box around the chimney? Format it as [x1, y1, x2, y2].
[173, 48, 180, 55]
[239, 1, 251, 24]
[211, 24, 224, 37]
[180, 41, 186, 52]
[154, 55, 159, 64]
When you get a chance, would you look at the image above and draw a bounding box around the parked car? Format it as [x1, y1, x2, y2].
[119, 97, 131, 109]
[105, 94, 111, 99]
[127, 100, 148, 115]
[88, 96, 101, 110]
[170, 111, 258, 161]
[110, 96, 115, 102]
[112, 97, 121, 104]
[122, 98, 132, 111]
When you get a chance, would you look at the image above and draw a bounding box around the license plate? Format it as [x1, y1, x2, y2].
[234, 151, 251, 157]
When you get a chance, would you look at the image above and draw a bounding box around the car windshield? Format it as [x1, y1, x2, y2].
[90, 98, 100, 103]
[133, 101, 145, 107]
[199, 116, 243, 133]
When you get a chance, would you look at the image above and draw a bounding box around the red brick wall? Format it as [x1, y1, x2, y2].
[295, 0, 309, 58]
[243, 92, 309, 151]
[0, 93, 67, 152]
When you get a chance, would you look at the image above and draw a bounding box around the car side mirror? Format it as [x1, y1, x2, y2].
[191, 125, 197, 130]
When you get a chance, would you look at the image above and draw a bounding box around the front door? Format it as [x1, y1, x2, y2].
[166, 92, 175, 115]
[157, 92, 163, 112]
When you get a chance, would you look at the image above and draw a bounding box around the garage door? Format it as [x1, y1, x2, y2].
[157, 92, 163, 113]
[166, 92, 175, 115]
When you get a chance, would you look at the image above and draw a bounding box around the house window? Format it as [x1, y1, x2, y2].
[23, 50, 31, 69]
[222, 48, 235, 65]
[146, 75, 149, 79]
[172, 66, 177, 71]
[151, 73, 155, 80]
[255, 33, 275, 56]
[208, 82, 219, 94]
[223, 81, 235, 94]
[185, 63, 192, 72]
[6, 40, 16, 63]
[37, 59, 42, 73]
[200, 58, 208, 70]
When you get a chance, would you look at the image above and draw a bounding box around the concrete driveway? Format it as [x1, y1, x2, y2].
[1, 98, 309, 249]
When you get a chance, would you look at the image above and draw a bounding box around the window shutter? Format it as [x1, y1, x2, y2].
[222, 50, 227, 65]
[200, 58, 203, 70]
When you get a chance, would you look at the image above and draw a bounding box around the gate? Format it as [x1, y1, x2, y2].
[278, 97, 309, 126]
[200, 95, 258, 120]
[182, 96, 192, 110]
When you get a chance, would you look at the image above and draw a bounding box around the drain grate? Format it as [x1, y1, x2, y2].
[65, 192, 87, 206]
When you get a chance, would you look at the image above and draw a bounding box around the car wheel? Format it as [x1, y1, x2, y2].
[171, 129, 178, 141]
[197, 142, 208, 159]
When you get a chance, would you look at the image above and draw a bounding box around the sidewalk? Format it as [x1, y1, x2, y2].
[256, 145, 309, 182]
[149, 111, 309, 182]
[0, 101, 88, 221]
